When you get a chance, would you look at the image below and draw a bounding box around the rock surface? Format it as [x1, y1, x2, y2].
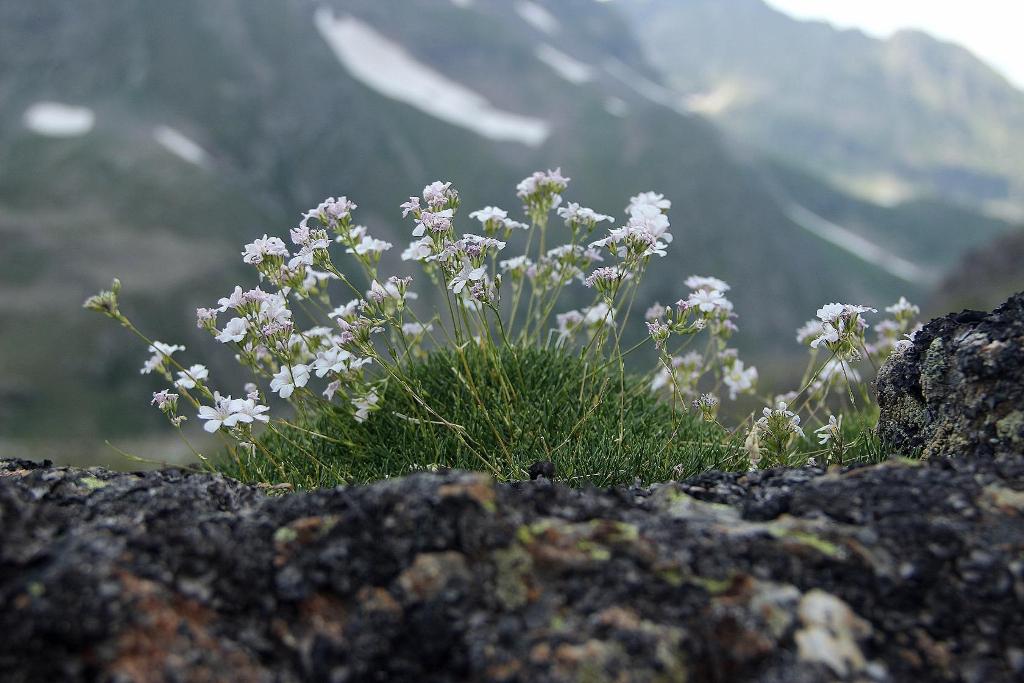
[877, 291, 1024, 459]
[2, 456, 1024, 682]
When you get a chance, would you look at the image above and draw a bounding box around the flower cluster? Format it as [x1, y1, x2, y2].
[87, 167, 922, 481]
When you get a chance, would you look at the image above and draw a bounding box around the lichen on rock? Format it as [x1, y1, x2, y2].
[877, 292, 1024, 458]
[2, 453, 1024, 681]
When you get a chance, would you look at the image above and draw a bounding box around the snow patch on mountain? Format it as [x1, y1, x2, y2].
[783, 202, 937, 285]
[603, 59, 689, 115]
[153, 126, 208, 166]
[604, 97, 629, 118]
[515, 1, 560, 35]
[23, 102, 95, 137]
[314, 9, 550, 147]
[535, 45, 593, 84]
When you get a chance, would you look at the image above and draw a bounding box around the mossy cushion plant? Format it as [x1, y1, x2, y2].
[230, 345, 737, 489]
[87, 171, 920, 489]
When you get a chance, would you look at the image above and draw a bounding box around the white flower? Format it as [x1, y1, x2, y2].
[723, 360, 758, 400]
[312, 346, 354, 378]
[242, 235, 289, 265]
[815, 414, 843, 446]
[217, 286, 245, 312]
[402, 322, 432, 336]
[796, 320, 821, 345]
[469, 206, 507, 224]
[756, 401, 804, 439]
[228, 398, 270, 425]
[645, 303, 667, 321]
[684, 275, 730, 293]
[583, 302, 615, 326]
[627, 191, 671, 214]
[557, 202, 613, 226]
[328, 300, 361, 320]
[886, 297, 920, 318]
[500, 255, 533, 273]
[269, 364, 310, 399]
[810, 322, 839, 349]
[347, 235, 392, 256]
[175, 364, 209, 390]
[352, 389, 380, 422]
[140, 341, 185, 375]
[401, 238, 433, 261]
[197, 392, 234, 433]
[687, 289, 730, 313]
[216, 317, 248, 344]
[449, 259, 487, 294]
[556, 310, 584, 340]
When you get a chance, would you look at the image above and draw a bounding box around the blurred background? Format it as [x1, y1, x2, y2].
[1, 0, 1022, 466]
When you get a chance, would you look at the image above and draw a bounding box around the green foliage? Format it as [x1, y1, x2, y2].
[222, 346, 742, 489]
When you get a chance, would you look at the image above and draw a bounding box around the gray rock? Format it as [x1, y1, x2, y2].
[878, 292, 1024, 458]
[2, 455, 1024, 681]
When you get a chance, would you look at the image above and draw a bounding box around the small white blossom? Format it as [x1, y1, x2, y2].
[269, 364, 310, 399]
[141, 342, 185, 375]
[688, 289, 730, 313]
[216, 317, 248, 344]
[684, 275, 730, 293]
[175, 364, 209, 390]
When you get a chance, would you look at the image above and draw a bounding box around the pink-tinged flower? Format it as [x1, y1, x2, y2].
[557, 202, 613, 227]
[400, 196, 421, 218]
[151, 389, 179, 412]
[323, 380, 341, 401]
[449, 259, 487, 294]
[413, 209, 454, 237]
[241, 235, 288, 265]
[196, 308, 217, 328]
[402, 237, 433, 262]
[217, 286, 245, 312]
[422, 181, 454, 208]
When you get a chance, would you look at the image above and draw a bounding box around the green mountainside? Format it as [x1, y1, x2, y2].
[0, 0, 1014, 459]
[619, 0, 1024, 215]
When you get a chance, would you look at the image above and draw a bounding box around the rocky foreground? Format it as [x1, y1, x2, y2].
[1, 454, 1023, 682]
[3, 294, 1024, 682]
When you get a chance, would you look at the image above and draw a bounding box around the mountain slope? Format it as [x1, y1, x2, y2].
[0, 0, 977, 458]
[618, 0, 1024, 216]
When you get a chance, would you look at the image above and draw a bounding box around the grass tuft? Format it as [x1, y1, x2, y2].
[219, 346, 744, 489]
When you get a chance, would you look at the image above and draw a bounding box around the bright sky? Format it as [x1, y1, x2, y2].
[764, 0, 1024, 89]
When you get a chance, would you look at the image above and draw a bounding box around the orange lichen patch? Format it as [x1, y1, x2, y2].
[438, 475, 497, 510]
[397, 552, 469, 601]
[0, 469, 32, 478]
[109, 572, 265, 682]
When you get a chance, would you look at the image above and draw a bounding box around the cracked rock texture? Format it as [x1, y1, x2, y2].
[2, 455, 1024, 682]
[877, 291, 1024, 458]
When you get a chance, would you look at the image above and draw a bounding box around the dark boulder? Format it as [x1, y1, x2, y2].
[877, 292, 1024, 458]
[2, 456, 1024, 681]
